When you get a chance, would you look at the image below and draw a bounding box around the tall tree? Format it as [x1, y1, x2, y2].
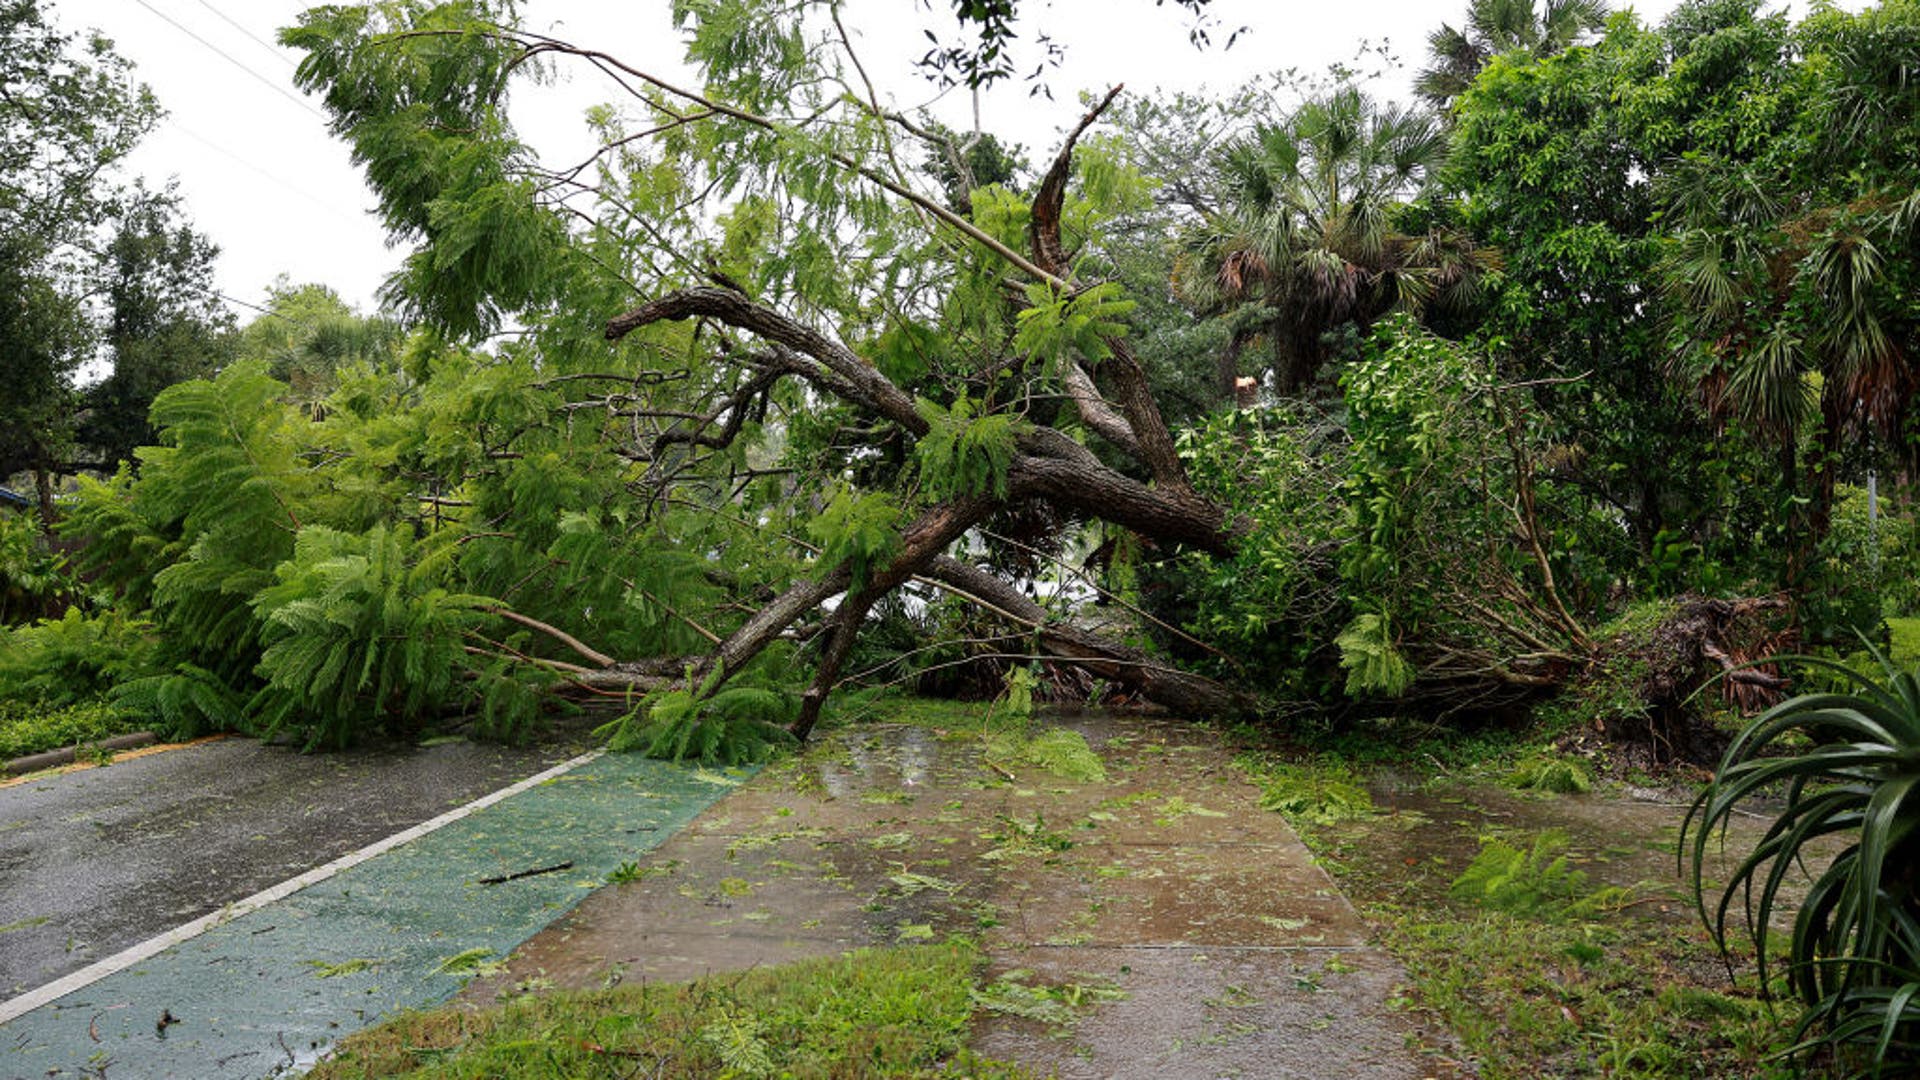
[1656, 0, 1920, 591]
[1173, 83, 1487, 397]
[279, 0, 1251, 739]
[1416, 0, 1613, 109]
[0, 0, 156, 523]
[77, 188, 234, 467]
[0, 2, 226, 520]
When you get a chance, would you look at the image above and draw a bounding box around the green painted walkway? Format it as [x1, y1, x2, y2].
[0, 753, 751, 1080]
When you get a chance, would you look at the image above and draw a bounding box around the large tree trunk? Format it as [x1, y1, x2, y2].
[32, 463, 55, 539]
[584, 86, 1250, 735]
[920, 556, 1254, 719]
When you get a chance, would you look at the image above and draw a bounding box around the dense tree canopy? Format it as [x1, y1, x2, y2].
[0, 0, 229, 521]
[0, 0, 1909, 769]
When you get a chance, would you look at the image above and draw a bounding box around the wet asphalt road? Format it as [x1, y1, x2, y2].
[0, 737, 583, 1000]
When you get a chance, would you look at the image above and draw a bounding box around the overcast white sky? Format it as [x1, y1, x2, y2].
[49, 0, 1819, 320]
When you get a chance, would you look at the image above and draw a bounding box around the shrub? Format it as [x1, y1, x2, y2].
[0, 697, 145, 761]
[1683, 647, 1920, 1074]
[0, 607, 154, 706]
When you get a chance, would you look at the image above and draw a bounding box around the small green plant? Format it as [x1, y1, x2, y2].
[993, 664, 1037, 725]
[1255, 761, 1375, 826]
[606, 861, 644, 884]
[1508, 752, 1593, 794]
[1449, 831, 1623, 917]
[73, 744, 115, 767]
[1683, 646, 1920, 1074]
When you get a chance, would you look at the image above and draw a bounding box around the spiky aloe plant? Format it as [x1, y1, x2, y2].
[1684, 648, 1920, 1076]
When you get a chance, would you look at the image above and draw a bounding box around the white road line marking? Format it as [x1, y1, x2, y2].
[0, 748, 605, 1027]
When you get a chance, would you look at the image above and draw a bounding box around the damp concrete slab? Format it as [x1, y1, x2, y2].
[971, 945, 1429, 1079]
[467, 715, 1458, 1078]
[0, 752, 751, 1080]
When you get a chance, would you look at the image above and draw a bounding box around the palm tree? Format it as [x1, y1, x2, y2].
[1416, 0, 1613, 109]
[1176, 85, 1494, 397]
[1661, 167, 1920, 582]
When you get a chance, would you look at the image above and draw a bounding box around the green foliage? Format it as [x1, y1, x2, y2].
[0, 607, 151, 707]
[1334, 612, 1414, 698]
[250, 526, 499, 749]
[1508, 752, 1594, 794]
[994, 664, 1036, 724]
[0, 696, 145, 762]
[1165, 319, 1598, 707]
[110, 663, 245, 742]
[1450, 830, 1622, 917]
[807, 487, 904, 592]
[985, 725, 1107, 783]
[1255, 761, 1376, 826]
[0, 511, 76, 624]
[600, 685, 797, 766]
[1012, 281, 1135, 366]
[910, 395, 1019, 502]
[1684, 646, 1920, 1073]
[970, 970, 1126, 1032]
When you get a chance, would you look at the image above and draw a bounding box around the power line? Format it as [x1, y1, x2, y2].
[131, 0, 325, 120]
[161, 118, 361, 219]
[192, 0, 297, 70]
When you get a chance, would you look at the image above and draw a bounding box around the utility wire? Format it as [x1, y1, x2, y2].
[192, 0, 297, 69]
[131, 0, 325, 120]
[162, 118, 360, 219]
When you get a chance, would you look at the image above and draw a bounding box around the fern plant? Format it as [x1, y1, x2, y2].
[250, 525, 497, 748]
[0, 607, 153, 707]
[912, 394, 1019, 502]
[1450, 830, 1621, 917]
[110, 662, 246, 740]
[597, 682, 796, 765]
[1684, 648, 1920, 1076]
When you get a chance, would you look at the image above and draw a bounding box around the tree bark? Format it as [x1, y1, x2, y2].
[921, 556, 1256, 719]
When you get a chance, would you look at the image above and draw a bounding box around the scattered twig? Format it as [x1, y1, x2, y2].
[477, 861, 575, 886]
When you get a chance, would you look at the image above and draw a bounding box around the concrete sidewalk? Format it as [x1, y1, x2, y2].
[0, 752, 752, 1080]
[461, 716, 1463, 1079]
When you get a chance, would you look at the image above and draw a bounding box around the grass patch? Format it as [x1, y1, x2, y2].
[1381, 914, 1794, 1078]
[308, 941, 1033, 1079]
[1296, 783, 1800, 1077]
[823, 690, 998, 734]
[0, 696, 145, 761]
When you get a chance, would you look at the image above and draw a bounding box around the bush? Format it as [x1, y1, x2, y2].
[0, 697, 146, 761]
[0, 607, 154, 707]
[1683, 646, 1920, 1073]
